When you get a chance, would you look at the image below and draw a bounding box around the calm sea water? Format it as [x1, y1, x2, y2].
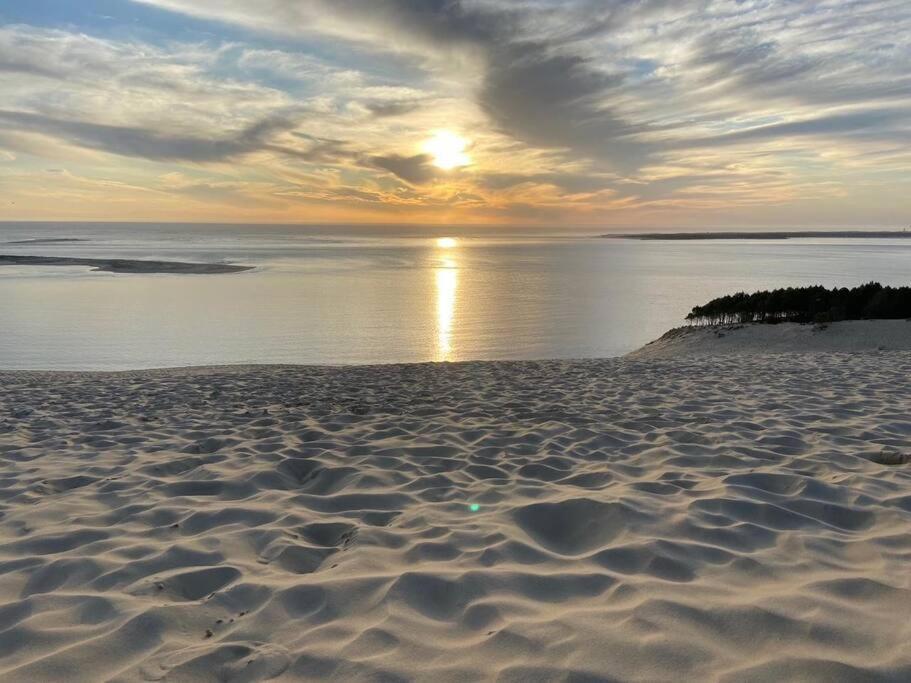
[2, 222, 910, 370]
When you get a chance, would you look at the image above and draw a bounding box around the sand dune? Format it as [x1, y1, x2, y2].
[1, 357, 910, 681]
[629, 319, 911, 359]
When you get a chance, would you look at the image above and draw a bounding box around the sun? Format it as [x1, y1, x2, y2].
[423, 131, 471, 170]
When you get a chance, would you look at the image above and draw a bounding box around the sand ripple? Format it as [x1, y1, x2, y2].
[1, 356, 910, 681]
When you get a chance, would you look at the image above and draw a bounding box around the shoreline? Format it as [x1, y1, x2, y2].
[4, 319, 910, 372]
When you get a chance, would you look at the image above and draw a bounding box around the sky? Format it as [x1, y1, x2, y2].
[0, 0, 909, 228]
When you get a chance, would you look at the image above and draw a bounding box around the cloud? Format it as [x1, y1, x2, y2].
[131, 1, 651, 168]
[0, 25, 117, 79]
[0, 26, 296, 127]
[287, 133, 355, 163]
[0, 26, 369, 167]
[236, 48, 363, 88]
[3, 1, 911, 224]
[679, 108, 910, 149]
[0, 24, 221, 85]
[477, 171, 616, 194]
[368, 153, 438, 184]
[129, 0, 909, 177]
[0, 109, 300, 162]
[479, 44, 649, 170]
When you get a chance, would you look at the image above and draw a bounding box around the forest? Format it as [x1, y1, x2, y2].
[686, 282, 911, 325]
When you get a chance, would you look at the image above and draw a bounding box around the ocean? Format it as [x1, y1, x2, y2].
[2, 222, 910, 369]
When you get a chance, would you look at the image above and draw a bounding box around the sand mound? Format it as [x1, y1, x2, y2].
[629, 319, 911, 359]
[1, 357, 910, 680]
[0, 254, 252, 274]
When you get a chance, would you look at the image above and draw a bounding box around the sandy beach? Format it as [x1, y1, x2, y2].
[2, 348, 911, 681]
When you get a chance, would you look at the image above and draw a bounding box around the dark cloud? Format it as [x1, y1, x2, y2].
[688, 33, 820, 91]
[0, 109, 299, 162]
[364, 100, 423, 117]
[479, 43, 650, 171]
[677, 27, 908, 109]
[681, 109, 908, 149]
[368, 153, 437, 184]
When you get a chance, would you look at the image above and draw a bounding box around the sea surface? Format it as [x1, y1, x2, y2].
[2, 222, 910, 370]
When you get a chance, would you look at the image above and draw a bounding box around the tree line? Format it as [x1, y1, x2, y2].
[686, 282, 911, 325]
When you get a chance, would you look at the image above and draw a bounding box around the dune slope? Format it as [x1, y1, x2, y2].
[1, 357, 910, 681]
[629, 319, 911, 359]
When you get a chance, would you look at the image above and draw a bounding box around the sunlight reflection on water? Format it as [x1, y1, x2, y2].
[435, 248, 458, 361]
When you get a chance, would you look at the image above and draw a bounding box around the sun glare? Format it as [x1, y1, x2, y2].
[436, 237, 457, 248]
[423, 131, 470, 170]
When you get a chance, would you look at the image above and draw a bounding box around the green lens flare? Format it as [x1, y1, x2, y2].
[469, 503, 480, 512]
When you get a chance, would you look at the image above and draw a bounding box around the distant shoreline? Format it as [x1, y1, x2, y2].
[603, 230, 911, 240]
[0, 254, 253, 274]
[2, 237, 90, 245]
